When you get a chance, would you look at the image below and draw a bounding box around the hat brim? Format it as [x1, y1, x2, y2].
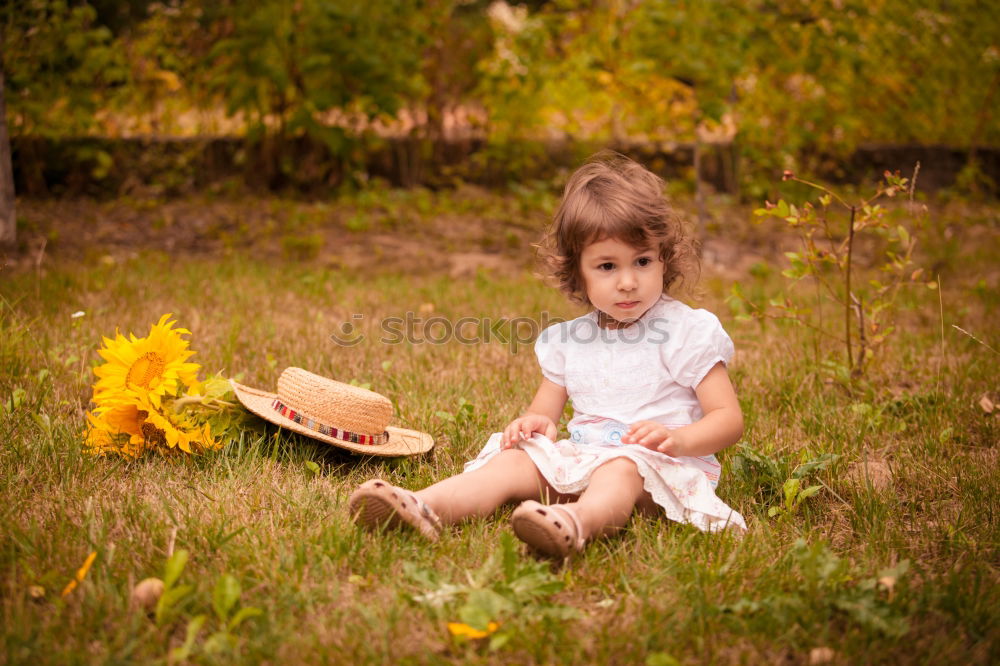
[230, 380, 434, 457]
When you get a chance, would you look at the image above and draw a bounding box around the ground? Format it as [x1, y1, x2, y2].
[1, 186, 998, 664]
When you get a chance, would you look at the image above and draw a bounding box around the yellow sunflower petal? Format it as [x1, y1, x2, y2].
[165, 424, 179, 448]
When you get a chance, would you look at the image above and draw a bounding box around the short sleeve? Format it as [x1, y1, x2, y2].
[534, 323, 567, 386]
[663, 309, 735, 388]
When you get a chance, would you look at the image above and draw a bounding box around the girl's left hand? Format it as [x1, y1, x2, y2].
[623, 421, 687, 456]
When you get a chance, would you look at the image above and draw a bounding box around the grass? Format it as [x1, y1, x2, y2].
[1, 189, 998, 664]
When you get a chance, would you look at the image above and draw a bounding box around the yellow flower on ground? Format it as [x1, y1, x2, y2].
[92, 314, 201, 408]
[134, 395, 219, 455]
[83, 314, 229, 458]
[84, 408, 146, 458]
[447, 621, 500, 639]
[86, 396, 219, 457]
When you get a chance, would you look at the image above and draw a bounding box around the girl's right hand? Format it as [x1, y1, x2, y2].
[501, 414, 557, 449]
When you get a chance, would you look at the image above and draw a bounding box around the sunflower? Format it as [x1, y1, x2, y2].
[84, 407, 147, 458]
[84, 314, 227, 458]
[86, 396, 219, 457]
[92, 314, 201, 407]
[135, 395, 219, 455]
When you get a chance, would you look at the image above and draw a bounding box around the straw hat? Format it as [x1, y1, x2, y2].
[230, 367, 433, 457]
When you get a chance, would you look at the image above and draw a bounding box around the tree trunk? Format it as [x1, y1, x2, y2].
[0, 68, 16, 248]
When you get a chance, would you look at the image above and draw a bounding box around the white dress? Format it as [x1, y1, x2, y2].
[464, 296, 747, 532]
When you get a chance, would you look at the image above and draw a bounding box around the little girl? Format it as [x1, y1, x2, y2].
[349, 152, 746, 557]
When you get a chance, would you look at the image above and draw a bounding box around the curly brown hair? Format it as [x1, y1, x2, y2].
[537, 151, 699, 306]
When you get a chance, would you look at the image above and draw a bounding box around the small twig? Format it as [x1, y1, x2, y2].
[851, 292, 866, 376]
[33, 238, 47, 302]
[952, 325, 1000, 355]
[33, 237, 47, 271]
[788, 175, 852, 209]
[166, 526, 177, 557]
[908, 161, 920, 210]
[937, 275, 945, 387]
[753, 309, 848, 344]
[816, 478, 850, 507]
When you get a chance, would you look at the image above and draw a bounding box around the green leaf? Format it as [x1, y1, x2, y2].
[156, 584, 193, 626]
[163, 550, 189, 589]
[897, 225, 910, 247]
[9, 387, 26, 411]
[304, 461, 321, 476]
[213, 574, 242, 621]
[168, 614, 206, 664]
[462, 588, 514, 626]
[488, 632, 511, 651]
[458, 603, 495, 633]
[796, 485, 822, 502]
[792, 453, 840, 479]
[203, 631, 235, 655]
[782, 477, 801, 509]
[30, 412, 52, 434]
[228, 605, 263, 631]
[647, 652, 682, 666]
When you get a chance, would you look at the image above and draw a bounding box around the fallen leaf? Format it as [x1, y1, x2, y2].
[979, 395, 994, 414]
[28, 585, 46, 600]
[447, 621, 500, 639]
[61, 551, 98, 598]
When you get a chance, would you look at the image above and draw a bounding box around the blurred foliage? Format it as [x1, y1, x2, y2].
[478, 0, 999, 188]
[2, 0, 998, 188]
[206, 1, 425, 151]
[1, 0, 127, 137]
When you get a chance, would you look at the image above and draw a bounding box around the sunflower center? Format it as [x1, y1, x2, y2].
[140, 422, 167, 447]
[126, 352, 166, 390]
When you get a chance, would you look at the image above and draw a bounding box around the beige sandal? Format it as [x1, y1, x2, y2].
[511, 500, 586, 558]
[348, 479, 442, 541]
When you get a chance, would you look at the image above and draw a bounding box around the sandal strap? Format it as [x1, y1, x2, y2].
[413, 495, 443, 533]
[549, 504, 586, 551]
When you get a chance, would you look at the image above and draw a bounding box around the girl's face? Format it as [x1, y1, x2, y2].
[579, 237, 663, 327]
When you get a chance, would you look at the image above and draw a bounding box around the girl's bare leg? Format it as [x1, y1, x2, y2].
[563, 457, 654, 540]
[416, 449, 560, 524]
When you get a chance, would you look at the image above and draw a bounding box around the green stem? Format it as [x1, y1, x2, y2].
[789, 175, 852, 209]
[170, 396, 236, 413]
[845, 205, 856, 372]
